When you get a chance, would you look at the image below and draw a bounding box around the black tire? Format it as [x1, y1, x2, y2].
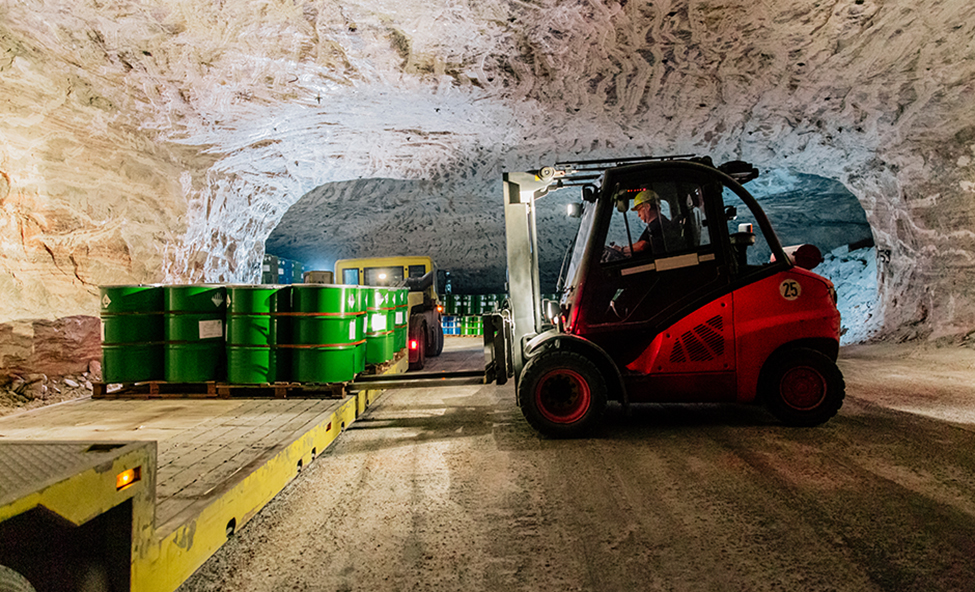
[429, 321, 444, 357]
[518, 351, 607, 438]
[761, 347, 845, 426]
[0, 565, 36, 592]
[409, 319, 426, 371]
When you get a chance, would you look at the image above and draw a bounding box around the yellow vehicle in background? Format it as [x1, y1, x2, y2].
[335, 256, 445, 370]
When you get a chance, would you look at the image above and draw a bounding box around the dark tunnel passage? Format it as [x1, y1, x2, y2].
[267, 170, 878, 344]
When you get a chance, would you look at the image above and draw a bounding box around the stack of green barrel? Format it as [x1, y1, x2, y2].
[100, 281, 403, 386]
[461, 315, 483, 336]
[393, 287, 409, 351]
[365, 287, 395, 364]
[291, 284, 364, 383]
[225, 285, 291, 384]
[100, 285, 165, 383]
[164, 285, 227, 382]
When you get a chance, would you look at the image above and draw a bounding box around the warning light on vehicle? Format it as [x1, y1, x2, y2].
[116, 466, 141, 491]
[409, 339, 418, 350]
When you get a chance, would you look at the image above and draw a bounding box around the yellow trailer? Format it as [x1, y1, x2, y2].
[334, 256, 445, 370]
[0, 355, 407, 592]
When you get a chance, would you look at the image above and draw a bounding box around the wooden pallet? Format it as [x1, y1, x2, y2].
[92, 380, 346, 400]
[92, 350, 408, 400]
[360, 349, 408, 376]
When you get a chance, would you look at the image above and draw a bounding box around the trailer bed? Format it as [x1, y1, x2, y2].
[0, 353, 408, 592]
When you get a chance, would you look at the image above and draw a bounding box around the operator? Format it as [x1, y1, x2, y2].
[615, 189, 682, 256]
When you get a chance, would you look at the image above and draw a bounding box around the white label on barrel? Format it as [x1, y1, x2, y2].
[101, 321, 105, 342]
[395, 311, 404, 325]
[101, 294, 112, 308]
[372, 314, 386, 331]
[349, 323, 356, 341]
[199, 319, 223, 339]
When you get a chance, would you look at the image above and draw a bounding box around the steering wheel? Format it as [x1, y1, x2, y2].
[601, 245, 625, 263]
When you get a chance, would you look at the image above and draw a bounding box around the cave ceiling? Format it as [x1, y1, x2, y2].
[1, 0, 974, 340]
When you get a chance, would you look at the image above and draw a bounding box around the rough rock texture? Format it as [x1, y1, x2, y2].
[0, 316, 101, 416]
[0, 316, 101, 378]
[1, 0, 974, 345]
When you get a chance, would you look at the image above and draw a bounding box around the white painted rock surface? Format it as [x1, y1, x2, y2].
[1, 0, 973, 345]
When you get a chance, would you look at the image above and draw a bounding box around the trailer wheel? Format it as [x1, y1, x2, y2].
[761, 347, 845, 426]
[0, 565, 36, 592]
[519, 351, 606, 438]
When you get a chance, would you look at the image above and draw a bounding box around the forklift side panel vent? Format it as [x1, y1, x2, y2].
[670, 315, 726, 363]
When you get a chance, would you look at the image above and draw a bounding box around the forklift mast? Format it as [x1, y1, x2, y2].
[496, 157, 690, 383]
[500, 168, 565, 380]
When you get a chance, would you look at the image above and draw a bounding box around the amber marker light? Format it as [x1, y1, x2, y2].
[116, 466, 142, 491]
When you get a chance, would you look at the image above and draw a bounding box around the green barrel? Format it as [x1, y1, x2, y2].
[365, 287, 395, 364]
[291, 284, 363, 383]
[393, 287, 408, 351]
[352, 287, 366, 374]
[444, 294, 456, 315]
[164, 285, 227, 382]
[469, 295, 484, 315]
[100, 285, 164, 383]
[226, 285, 291, 384]
[450, 294, 467, 316]
[462, 315, 483, 336]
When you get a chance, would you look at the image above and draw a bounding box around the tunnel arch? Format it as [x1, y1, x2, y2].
[748, 169, 880, 344]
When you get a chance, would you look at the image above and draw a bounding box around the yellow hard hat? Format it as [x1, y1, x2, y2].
[631, 189, 659, 211]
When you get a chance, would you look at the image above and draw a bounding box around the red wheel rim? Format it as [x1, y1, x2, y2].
[534, 368, 591, 424]
[779, 366, 827, 410]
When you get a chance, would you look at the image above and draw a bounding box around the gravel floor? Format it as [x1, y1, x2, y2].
[178, 338, 975, 592]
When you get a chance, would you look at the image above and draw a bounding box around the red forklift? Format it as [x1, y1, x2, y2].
[484, 155, 844, 437]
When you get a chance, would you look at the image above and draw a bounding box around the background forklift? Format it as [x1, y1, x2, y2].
[485, 155, 844, 437]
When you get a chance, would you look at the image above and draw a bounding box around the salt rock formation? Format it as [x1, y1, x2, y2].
[0, 316, 101, 378]
[0, 314, 101, 414]
[1, 0, 974, 347]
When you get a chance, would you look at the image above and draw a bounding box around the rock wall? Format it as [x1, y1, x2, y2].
[1, 0, 973, 346]
[0, 315, 100, 377]
[0, 316, 102, 415]
[0, 17, 213, 321]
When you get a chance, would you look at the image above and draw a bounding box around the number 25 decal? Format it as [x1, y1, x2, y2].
[780, 279, 801, 301]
